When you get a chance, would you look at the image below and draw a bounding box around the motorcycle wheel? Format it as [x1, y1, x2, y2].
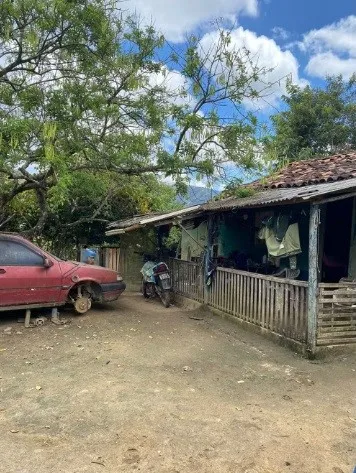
[160, 290, 172, 308]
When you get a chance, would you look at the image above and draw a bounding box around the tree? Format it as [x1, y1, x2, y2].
[159, 30, 273, 185]
[0, 1, 275, 236]
[0, 0, 168, 233]
[6, 171, 178, 254]
[264, 75, 356, 164]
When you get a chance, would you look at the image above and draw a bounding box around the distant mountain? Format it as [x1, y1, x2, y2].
[177, 186, 219, 206]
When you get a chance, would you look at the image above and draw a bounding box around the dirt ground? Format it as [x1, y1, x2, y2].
[0, 293, 356, 473]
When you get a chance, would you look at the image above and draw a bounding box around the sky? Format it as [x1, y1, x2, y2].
[125, 0, 356, 187]
[127, 0, 355, 102]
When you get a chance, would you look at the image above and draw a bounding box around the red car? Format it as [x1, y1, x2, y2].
[0, 233, 126, 314]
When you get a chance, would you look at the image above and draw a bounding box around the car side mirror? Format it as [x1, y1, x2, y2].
[43, 257, 53, 268]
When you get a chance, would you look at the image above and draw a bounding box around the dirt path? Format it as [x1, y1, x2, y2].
[0, 293, 355, 473]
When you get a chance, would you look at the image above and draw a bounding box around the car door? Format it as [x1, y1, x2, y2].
[0, 238, 63, 307]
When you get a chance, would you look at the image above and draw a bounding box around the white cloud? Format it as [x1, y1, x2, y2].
[301, 15, 356, 56]
[147, 68, 193, 106]
[200, 27, 306, 109]
[306, 51, 356, 80]
[128, 0, 258, 42]
[300, 15, 356, 80]
[271, 26, 290, 41]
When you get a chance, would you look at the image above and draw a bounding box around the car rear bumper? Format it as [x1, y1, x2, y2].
[100, 281, 126, 302]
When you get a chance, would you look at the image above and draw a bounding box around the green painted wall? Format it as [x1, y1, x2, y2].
[218, 211, 255, 258]
[181, 219, 208, 261]
[217, 204, 310, 280]
[178, 204, 311, 280]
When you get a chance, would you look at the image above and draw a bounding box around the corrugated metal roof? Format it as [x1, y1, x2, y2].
[107, 212, 163, 230]
[138, 206, 201, 225]
[106, 177, 356, 235]
[106, 206, 201, 235]
[203, 178, 356, 211]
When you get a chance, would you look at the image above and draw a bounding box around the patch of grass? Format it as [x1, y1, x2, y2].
[234, 187, 256, 198]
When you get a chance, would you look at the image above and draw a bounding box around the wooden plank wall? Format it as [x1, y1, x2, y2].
[104, 247, 143, 291]
[104, 247, 121, 272]
[317, 283, 356, 345]
[170, 259, 308, 343]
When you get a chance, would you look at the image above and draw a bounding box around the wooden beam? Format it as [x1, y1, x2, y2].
[105, 228, 126, 236]
[315, 191, 356, 205]
[307, 203, 320, 356]
[204, 214, 214, 304]
[317, 205, 326, 282]
[114, 223, 140, 234]
[154, 212, 205, 227]
[348, 197, 356, 278]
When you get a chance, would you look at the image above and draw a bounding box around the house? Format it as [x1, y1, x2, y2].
[107, 153, 356, 356]
[105, 206, 202, 290]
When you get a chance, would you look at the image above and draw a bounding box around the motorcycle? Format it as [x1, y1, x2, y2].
[140, 260, 173, 308]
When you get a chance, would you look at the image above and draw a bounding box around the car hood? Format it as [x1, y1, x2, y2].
[59, 261, 119, 281]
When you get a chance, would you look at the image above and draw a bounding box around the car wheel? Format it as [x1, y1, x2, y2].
[74, 296, 92, 314]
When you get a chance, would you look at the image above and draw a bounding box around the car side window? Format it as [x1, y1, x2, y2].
[0, 240, 44, 266]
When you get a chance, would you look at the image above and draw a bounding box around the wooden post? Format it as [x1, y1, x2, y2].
[307, 203, 319, 356]
[24, 309, 31, 328]
[348, 197, 356, 278]
[203, 214, 214, 304]
[317, 205, 326, 282]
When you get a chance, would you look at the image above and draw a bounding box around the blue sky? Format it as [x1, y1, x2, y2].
[245, 0, 354, 40]
[128, 0, 355, 98]
[245, 0, 355, 85]
[126, 0, 355, 186]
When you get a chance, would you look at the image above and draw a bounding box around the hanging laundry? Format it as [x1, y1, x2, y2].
[259, 222, 301, 258]
[263, 213, 294, 242]
[274, 214, 291, 242]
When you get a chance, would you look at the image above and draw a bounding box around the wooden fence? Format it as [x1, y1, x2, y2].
[101, 253, 356, 348]
[170, 258, 308, 343]
[103, 247, 143, 291]
[103, 247, 121, 271]
[317, 283, 356, 345]
[169, 259, 204, 302]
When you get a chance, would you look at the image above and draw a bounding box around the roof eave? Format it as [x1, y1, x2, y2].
[105, 205, 201, 236]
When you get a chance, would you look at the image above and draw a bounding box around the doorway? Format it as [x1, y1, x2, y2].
[321, 198, 353, 282]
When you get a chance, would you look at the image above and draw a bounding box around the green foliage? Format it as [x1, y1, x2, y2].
[0, 2, 274, 241]
[220, 178, 256, 199]
[234, 186, 256, 198]
[162, 226, 181, 252]
[7, 171, 178, 249]
[265, 75, 356, 164]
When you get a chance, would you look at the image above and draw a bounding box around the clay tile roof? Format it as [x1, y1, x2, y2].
[261, 152, 356, 189]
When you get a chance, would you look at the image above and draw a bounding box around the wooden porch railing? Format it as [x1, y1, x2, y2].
[317, 283, 356, 345]
[170, 258, 308, 343]
[169, 259, 204, 302]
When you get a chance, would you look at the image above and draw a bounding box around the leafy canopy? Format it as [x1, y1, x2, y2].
[264, 75, 356, 164]
[0, 0, 276, 237]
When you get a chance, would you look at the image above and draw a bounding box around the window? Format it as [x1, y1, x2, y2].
[0, 240, 44, 266]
